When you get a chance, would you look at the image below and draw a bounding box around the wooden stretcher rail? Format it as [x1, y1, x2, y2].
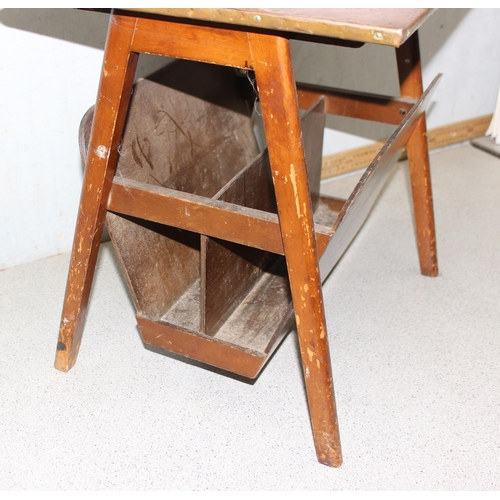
[107, 178, 334, 256]
[297, 83, 416, 125]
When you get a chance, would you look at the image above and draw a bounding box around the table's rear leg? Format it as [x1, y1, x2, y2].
[54, 14, 139, 371]
[249, 33, 342, 467]
[396, 31, 438, 277]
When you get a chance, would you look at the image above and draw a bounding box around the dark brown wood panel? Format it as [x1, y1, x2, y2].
[114, 60, 259, 196]
[202, 98, 327, 338]
[202, 151, 279, 337]
[106, 213, 201, 321]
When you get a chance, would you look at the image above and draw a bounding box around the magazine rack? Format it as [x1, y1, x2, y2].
[55, 9, 440, 467]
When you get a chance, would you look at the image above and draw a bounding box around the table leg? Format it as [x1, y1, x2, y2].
[54, 14, 139, 371]
[249, 33, 342, 467]
[396, 31, 438, 277]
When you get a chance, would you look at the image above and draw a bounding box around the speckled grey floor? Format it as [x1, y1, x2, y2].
[1, 144, 499, 490]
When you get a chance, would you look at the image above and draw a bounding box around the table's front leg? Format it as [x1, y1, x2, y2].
[249, 33, 342, 467]
[54, 15, 139, 371]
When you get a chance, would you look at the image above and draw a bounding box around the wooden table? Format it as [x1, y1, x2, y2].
[55, 8, 439, 468]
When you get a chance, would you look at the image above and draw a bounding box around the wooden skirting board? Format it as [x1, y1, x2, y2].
[321, 114, 493, 179]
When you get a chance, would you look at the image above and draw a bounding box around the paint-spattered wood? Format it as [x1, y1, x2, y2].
[248, 32, 342, 468]
[77, 49, 438, 460]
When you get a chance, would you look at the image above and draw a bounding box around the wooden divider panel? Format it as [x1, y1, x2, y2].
[203, 98, 326, 353]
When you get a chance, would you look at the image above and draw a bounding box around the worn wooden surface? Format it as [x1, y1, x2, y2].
[248, 32, 342, 467]
[396, 31, 438, 277]
[56, 8, 439, 469]
[115, 80, 331, 375]
[202, 153, 279, 338]
[203, 97, 326, 350]
[54, 15, 139, 372]
[137, 315, 266, 379]
[126, 8, 434, 47]
[112, 60, 258, 195]
[132, 15, 253, 67]
[108, 60, 258, 324]
[80, 60, 259, 323]
[75, 60, 339, 380]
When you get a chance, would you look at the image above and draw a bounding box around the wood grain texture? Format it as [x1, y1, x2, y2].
[77, 57, 336, 380]
[137, 315, 266, 379]
[249, 31, 342, 468]
[113, 60, 259, 196]
[127, 93, 331, 374]
[54, 14, 139, 372]
[105, 60, 259, 325]
[57, 8, 438, 469]
[202, 153, 279, 337]
[202, 97, 326, 340]
[131, 15, 252, 68]
[397, 31, 438, 277]
[127, 8, 434, 47]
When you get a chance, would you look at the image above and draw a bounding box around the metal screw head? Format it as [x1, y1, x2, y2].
[374, 32, 383, 41]
[254, 15, 262, 23]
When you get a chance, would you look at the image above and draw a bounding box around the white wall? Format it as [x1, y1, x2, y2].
[0, 9, 108, 270]
[0, 9, 165, 270]
[1, 8, 500, 269]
